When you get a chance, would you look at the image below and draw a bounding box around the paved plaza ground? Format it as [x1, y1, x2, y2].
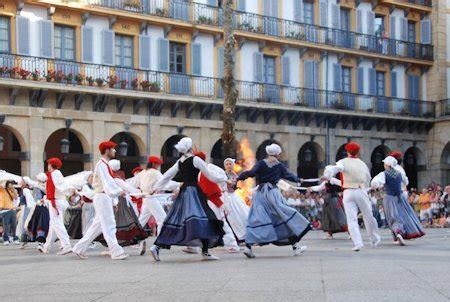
[0, 228, 449, 302]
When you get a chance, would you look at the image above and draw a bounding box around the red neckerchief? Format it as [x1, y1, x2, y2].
[45, 171, 59, 214]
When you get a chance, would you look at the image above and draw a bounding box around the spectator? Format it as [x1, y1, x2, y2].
[408, 189, 420, 215]
[441, 186, 450, 215]
[435, 213, 446, 228]
[0, 180, 20, 245]
[419, 188, 432, 222]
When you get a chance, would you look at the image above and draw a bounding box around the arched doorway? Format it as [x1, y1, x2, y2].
[298, 142, 325, 179]
[210, 139, 237, 168]
[441, 142, 450, 186]
[110, 132, 141, 178]
[0, 126, 23, 175]
[161, 135, 186, 173]
[335, 144, 347, 162]
[404, 147, 425, 190]
[370, 145, 391, 177]
[256, 139, 283, 161]
[44, 129, 87, 176]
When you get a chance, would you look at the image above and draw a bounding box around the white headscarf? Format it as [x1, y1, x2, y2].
[84, 171, 93, 181]
[109, 159, 121, 172]
[223, 158, 235, 165]
[382, 156, 398, 168]
[175, 137, 193, 154]
[36, 173, 47, 183]
[265, 143, 282, 156]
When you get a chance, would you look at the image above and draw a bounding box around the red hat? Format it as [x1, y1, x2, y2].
[47, 157, 62, 169]
[147, 156, 163, 165]
[99, 141, 117, 153]
[390, 151, 403, 160]
[131, 166, 143, 175]
[195, 151, 206, 161]
[345, 142, 360, 155]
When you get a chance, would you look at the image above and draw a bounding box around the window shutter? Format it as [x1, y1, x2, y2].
[158, 38, 169, 71]
[294, 0, 303, 23]
[408, 75, 420, 100]
[369, 68, 376, 95]
[391, 71, 397, 97]
[356, 9, 363, 33]
[331, 4, 340, 29]
[271, 0, 278, 18]
[357, 67, 364, 94]
[400, 18, 408, 41]
[16, 16, 30, 55]
[40, 20, 54, 58]
[304, 61, 313, 88]
[191, 43, 202, 75]
[313, 61, 319, 88]
[264, 0, 271, 16]
[218, 47, 224, 78]
[420, 19, 431, 44]
[253, 52, 263, 83]
[281, 56, 290, 85]
[333, 63, 342, 91]
[367, 11, 375, 35]
[81, 26, 94, 63]
[139, 35, 151, 70]
[319, 0, 328, 27]
[207, 0, 216, 6]
[102, 29, 115, 66]
[237, 0, 246, 11]
[390, 16, 396, 39]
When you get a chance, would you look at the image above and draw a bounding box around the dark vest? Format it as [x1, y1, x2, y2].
[178, 157, 200, 186]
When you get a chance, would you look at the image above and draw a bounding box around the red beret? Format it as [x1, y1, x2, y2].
[47, 157, 62, 169]
[390, 151, 403, 160]
[345, 142, 360, 155]
[131, 167, 143, 175]
[99, 141, 117, 153]
[147, 156, 163, 165]
[195, 151, 206, 161]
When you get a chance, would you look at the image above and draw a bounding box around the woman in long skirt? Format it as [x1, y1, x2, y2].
[309, 177, 347, 239]
[220, 158, 250, 242]
[237, 144, 311, 258]
[148, 137, 226, 261]
[371, 156, 425, 245]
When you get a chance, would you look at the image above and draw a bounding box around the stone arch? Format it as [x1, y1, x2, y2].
[404, 146, 425, 190]
[161, 134, 186, 173]
[110, 131, 143, 178]
[0, 125, 24, 175]
[298, 141, 325, 179]
[256, 139, 285, 161]
[335, 144, 348, 162]
[210, 139, 238, 168]
[370, 145, 391, 177]
[440, 142, 450, 186]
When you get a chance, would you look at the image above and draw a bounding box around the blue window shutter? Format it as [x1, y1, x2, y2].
[81, 26, 93, 63]
[391, 71, 397, 97]
[421, 20, 431, 44]
[139, 35, 151, 70]
[40, 20, 54, 58]
[294, 0, 303, 22]
[102, 29, 115, 66]
[367, 11, 375, 35]
[218, 47, 224, 78]
[191, 43, 202, 75]
[409, 75, 420, 100]
[331, 4, 340, 29]
[319, 0, 328, 27]
[16, 16, 30, 55]
[390, 16, 396, 39]
[237, 0, 246, 11]
[304, 61, 313, 88]
[400, 18, 408, 41]
[369, 68, 376, 95]
[333, 63, 342, 91]
[253, 52, 263, 83]
[264, 0, 270, 16]
[357, 67, 364, 94]
[207, 0, 216, 6]
[281, 56, 290, 85]
[158, 38, 169, 71]
[356, 9, 362, 33]
[313, 61, 319, 88]
[271, 0, 278, 18]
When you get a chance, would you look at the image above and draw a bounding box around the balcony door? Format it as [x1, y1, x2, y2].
[376, 71, 388, 113]
[54, 25, 78, 82]
[342, 67, 355, 108]
[263, 56, 279, 103]
[169, 42, 190, 95]
[115, 34, 136, 88]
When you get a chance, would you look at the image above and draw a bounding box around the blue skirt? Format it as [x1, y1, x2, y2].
[383, 193, 425, 240]
[155, 185, 224, 249]
[246, 184, 311, 246]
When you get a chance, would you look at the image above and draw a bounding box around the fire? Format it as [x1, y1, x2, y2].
[234, 137, 255, 206]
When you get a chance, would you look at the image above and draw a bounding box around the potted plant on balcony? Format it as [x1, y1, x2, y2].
[75, 73, 84, 85]
[55, 71, 65, 83]
[141, 80, 151, 91]
[31, 69, 40, 81]
[44, 70, 55, 82]
[66, 73, 74, 84]
[149, 81, 160, 92]
[86, 76, 95, 86]
[131, 78, 139, 90]
[96, 77, 105, 87]
[120, 79, 128, 89]
[8, 67, 20, 79]
[123, 0, 141, 10]
[155, 8, 168, 17]
[107, 75, 119, 88]
[18, 68, 31, 80]
[197, 16, 213, 25]
[0, 67, 8, 77]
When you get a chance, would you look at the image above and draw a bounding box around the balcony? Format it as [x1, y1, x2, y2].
[53, 0, 433, 62]
[378, 0, 432, 11]
[440, 99, 450, 117]
[0, 53, 435, 120]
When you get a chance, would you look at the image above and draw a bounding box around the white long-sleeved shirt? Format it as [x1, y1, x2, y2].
[80, 184, 95, 200]
[154, 156, 227, 191]
[50, 170, 73, 200]
[324, 158, 371, 189]
[371, 170, 409, 189]
[93, 158, 123, 199]
[310, 178, 341, 192]
[22, 188, 36, 208]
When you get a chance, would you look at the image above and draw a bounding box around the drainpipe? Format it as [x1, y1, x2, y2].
[325, 51, 330, 165]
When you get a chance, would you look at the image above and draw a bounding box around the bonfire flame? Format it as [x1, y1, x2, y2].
[234, 137, 255, 206]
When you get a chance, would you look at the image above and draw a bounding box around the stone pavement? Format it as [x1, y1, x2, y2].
[0, 228, 449, 302]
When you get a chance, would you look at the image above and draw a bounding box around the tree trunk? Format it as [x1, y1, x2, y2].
[221, 0, 238, 159]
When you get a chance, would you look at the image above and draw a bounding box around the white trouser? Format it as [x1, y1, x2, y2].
[343, 189, 380, 248]
[73, 193, 124, 258]
[139, 196, 167, 235]
[207, 201, 238, 249]
[43, 199, 71, 251]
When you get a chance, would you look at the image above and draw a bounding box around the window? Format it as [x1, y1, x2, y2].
[303, 1, 314, 25]
[376, 71, 385, 96]
[115, 35, 133, 67]
[342, 67, 352, 93]
[0, 17, 10, 53]
[263, 56, 276, 84]
[374, 15, 384, 37]
[169, 42, 186, 73]
[408, 21, 416, 43]
[340, 9, 350, 31]
[54, 25, 75, 60]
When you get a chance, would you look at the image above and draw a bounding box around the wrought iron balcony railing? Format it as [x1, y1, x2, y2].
[440, 99, 450, 116]
[74, 0, 433, 61]
[382, 0, 432, 8]
[0, 53, 436, 118]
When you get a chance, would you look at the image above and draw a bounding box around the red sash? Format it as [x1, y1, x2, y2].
[198, 173, 223, 208]
[101, 158, 115, 177]
[82, 196, 93, 203]
[45, 171, 59, 214]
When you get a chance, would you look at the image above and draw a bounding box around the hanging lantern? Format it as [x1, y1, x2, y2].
[119, 141, 128, 157]
[60, 138, 70, 154]
[303, 148, 313, 162]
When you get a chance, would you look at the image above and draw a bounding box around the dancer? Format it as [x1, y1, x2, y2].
[80, 172, 95, 237]
[148, 137, 226, 261]
[72, 141, 129, 260]
[389, 151, 409, 199]
[25, 173, 49, 246]
[39, 158, 73, 255]
[16, 178, 36, 245]
[371, 156, 425, 245]
[236, 143, 310, 258]
[323, 142, 380, 251]
[308, 176, 347, 239]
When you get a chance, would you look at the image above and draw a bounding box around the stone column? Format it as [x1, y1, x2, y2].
[29, 116, 44, 177]
[91, 120, 105, 164]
